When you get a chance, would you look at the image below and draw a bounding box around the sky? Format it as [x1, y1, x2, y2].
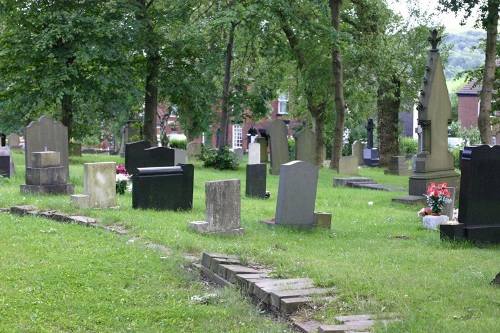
[386, 0, 479, 32]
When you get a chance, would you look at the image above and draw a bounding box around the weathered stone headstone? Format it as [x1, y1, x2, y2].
[133, 164, 194, 211]
[7, 133, 21, 149]
[190, 179, 243, 234]
[384, 156, 411, 176]
[83, 162, 116, 208]
[256, 137, 268, 163]
[231, 147, 244, 163]
[124, 140, 151, 176]
[186, 141, 202, 162]
[352, 140, 364, 166]
[246, 163, 267, 198]
[263, 161, 318, 228]
[24, 115, 69, 173]
[173, 148, 187, 165]
[0, 147, 15, 177]
[295, 127, 316, 165]
[456, 145, 500, 244]
[337, 156, 358, 175]
[20, 151, 74, 195]
[119, 120, 141, 157]
[267, 120, 289, 175]
[248, 142, 261, 165]
[393, 30, 460, 204]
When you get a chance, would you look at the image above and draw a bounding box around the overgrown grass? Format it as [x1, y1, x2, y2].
[0, 150, 498, 332]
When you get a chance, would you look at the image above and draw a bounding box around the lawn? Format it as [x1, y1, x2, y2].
[0, 150, 498, 332]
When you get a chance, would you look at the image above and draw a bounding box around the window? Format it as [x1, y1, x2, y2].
[232, 124, 243, 148]
[278, 93, 288, 114]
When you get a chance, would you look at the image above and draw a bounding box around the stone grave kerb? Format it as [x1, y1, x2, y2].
[24, 115, 69, 171]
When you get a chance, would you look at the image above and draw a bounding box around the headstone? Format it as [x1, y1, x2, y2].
[7, 133, 21, 149]
[384, 156, 411, 176]
[24, 115, 69, 172]
[247, 142, 261, 165]
[127, 146, 175, 177]
[266, 120, 289, 175]
[363, 119, 379, 166]
[0, 147, 15, 177]
[190, 179, 243, 234]
[173, 148, 187, 165]
[295, 127, 316, 165]
[263, 161, 318, 228]
[337, 156, 358, 175]
[457, 145, 500, 244]
[366, 119, 375, 149]
[231, 147, 244, 163]
[256, 137, 268, 163]
[124, 140, 151, 176]
[393, 30, 460, 204]
[20, 151, 74, 195]
[0, 134, 5, 146]
[246, 163, 267, 198]
[83, 162, 116, 208]
[119, 120, 141, 157]
[186, 141, 202, 162]
[132, 164, 194, 211]
[352, 140, 364, 166]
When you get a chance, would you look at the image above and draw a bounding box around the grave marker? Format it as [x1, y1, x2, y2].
[0, 147, 15, 177]
[295, 127, 316, 165]
[352, 140, 364, 166]
[246, 163, 267, 198]
[187, 141, 202, 162]
[337, 156, 358, 175]
[83, 162, 117, 208]
[266, 120, 289, 175]
[7, 133, 21, 149]
[247, 142, 261, 165]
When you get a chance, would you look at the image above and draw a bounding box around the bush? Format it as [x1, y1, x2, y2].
[458, 126, 481, 146]
[288, 138, 295, 160]
[169, 138, 187, 150]
[399, 136, 418, 154]
[199, 146, 239, 170]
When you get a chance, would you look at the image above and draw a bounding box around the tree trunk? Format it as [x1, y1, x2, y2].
[377, 77, 401, 167]
[144, 53, 160, 146]
[61, 93, 73, 142]
[478, 2, 498, 144]
[312, 115, 326, 166]
[219, 21, 237, 148]
[329, 0, 346, 170]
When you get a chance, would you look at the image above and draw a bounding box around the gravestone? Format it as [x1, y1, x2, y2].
[352, 140, 364, 166]
[127, 146, 175, 177]
[24, 115, 69, 172]
[83, 162, 116, 208]
[231, 147, 244, 163]
[442, 186, 456, 220]
[20, 151, 74, 195]
[0, 134, 5, 146]
[455, 145, 500, 244]
[256, 137, 268, 163]
[0, 147, 15, 177]
[7, 133, 21, 149]
[295, 127, 316, 165]
[132, 164, 194, 211]
[337, 156, 358, 175]
[262, 161, 318, 228]
[119, 120, 141, 157]
[247, 142, 261, 165]
[393, 30, 459, 204]
[190, 179, 243, 234]
[173, 148, 187, 165]
[124, 140, 151, 176]
[384, 156, 411, 176]
[187, 141, 202, 162]
[363, 119, 379, 166]
[246, 163, 267, 198]
[267, 120, 289, 175]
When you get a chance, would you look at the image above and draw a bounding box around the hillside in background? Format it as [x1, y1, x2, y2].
[443, 29, 485, 80]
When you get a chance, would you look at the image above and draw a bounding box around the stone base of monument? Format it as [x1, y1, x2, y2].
[422, 215, 449, 230]
[260, 211, 330, 229]
[20, 184, 75, 195]
[464, 225, 500, 244]
[70, 194, 90, 208]
[189, 221, 244, 235]
[314, 212, 332, 229]
[391, 195, 427, 205]
[439, 222, 464, 241]
[363, 148, 379, 166]
[408, 172, 460, 197]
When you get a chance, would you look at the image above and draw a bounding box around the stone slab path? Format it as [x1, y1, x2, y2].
[334, 177, 405, 192]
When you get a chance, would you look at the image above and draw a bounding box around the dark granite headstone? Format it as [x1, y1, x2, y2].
[125, 140, 151, 176]
[246, 163, 267, 198]
[366, 119, 375, 149]
[458, 145, 500, 244]
[0, 134, 5, 146]
[0, 156, 10, 177]
[132, 164, 194, 211]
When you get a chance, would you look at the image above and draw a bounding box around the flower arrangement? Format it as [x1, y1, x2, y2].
[116, 164, 131, 195]
[423, 182, 452, 215]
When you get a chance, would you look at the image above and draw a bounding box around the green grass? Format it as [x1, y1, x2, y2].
[1, 150, 499, 332]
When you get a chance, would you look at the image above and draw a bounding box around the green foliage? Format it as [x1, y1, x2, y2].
[199, 146, 239, 171]
[287, 138, 295, 160]
[169, 138, 187, 150]
[449, 120, 462, 137]
[399, 136, 418, 154]
[458, 126, 481, 146]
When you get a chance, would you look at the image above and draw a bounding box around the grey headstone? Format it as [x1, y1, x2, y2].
[384, 155, 411, 176]
[256, 137, 268, 163]
[0, 147, 15, 177]
[119, 120, 141, 157]
[352, 140, 364, 166]
[442, 186, 456, 220]
[247, 142, 261, 165]
[275, 161, 318, 227]
[337, 156, 358, 175]
[246, 164, 267, 198]
[187, 141, 202, 162]
[295, 127, 316, 165]
[83, 162, 117, 208]
[7, 133, 21, 149]
[24, 115, 69, 172]
[231, 147, 244, 163]
[190, 179, 243, 234]
[173, 148, 187, 165]
[267, 120, 289, 175]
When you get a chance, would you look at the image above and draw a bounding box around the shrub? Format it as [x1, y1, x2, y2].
[399, 136, 418, 154]
[288, 138, 295, 160]
[169, 138, 187, 150]
[458, 126, 481, 146]
[199, 145, 239, 170]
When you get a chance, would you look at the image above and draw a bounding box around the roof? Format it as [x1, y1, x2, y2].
[457, 79, 481, 96]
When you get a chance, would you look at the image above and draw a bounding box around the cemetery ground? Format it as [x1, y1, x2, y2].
[0, 150, 498, 333]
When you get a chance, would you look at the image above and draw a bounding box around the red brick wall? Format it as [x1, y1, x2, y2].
[458, 95, 479, 129]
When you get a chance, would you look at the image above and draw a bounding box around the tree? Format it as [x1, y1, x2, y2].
[438, 0, 499, 144]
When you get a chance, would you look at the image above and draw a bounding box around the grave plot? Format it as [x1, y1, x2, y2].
[334, 177, 405, 192]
